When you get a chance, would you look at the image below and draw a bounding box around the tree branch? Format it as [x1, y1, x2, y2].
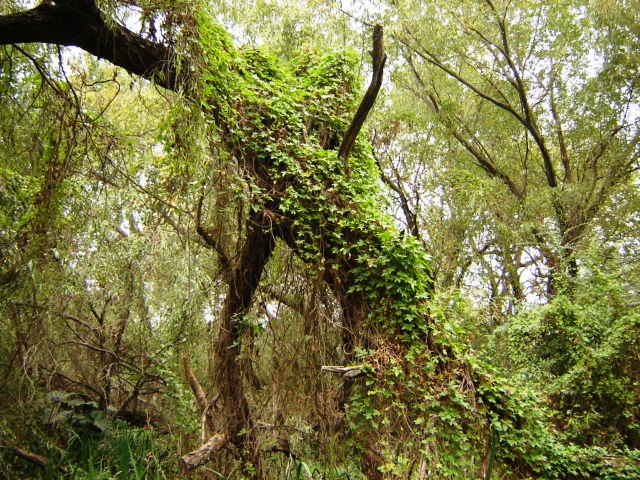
[405, 56, 522, 199]
[0, 0, 183, 91]
[7, 445, 49, 470]
[195, 192, 232, 274]
[485, 0, 557, 188]
[373, 150, 420, 237]
[321, 364, 367, 378]
[402, 38, 526, 126]
[339, 24, 387, 172]
[549, 74, 572, 183]
[183, 353, 209, 413]
[400, 3, 558, 189]
[180, 433, 228, 472]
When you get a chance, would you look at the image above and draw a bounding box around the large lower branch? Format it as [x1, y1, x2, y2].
[0, 0, 182, 90]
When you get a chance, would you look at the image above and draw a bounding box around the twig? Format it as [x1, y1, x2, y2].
[8, 445, 48, 469]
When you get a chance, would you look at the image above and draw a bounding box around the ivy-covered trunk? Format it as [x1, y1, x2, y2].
[155, 12, 439, 473]
[0, 3, 485, 477]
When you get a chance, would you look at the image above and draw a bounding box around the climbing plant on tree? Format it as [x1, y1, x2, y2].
[1, 1, 639, 478]
[0, 1, 434, 476]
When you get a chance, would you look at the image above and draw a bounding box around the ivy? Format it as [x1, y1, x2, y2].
[160, 5, 640, 477]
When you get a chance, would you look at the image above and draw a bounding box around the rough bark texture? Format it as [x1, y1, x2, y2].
[180, 434, 228, 472]
[339, 24, 387, 172]
[210, 211, 276, 465]
[0, 0, 182, 90]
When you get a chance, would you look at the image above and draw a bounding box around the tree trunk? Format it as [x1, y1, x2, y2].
[179, 210, 277, 474]
[0, 5, 431, 477]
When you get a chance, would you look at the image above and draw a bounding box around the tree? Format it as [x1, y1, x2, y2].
[381, 0, 640, 301]
[368, 0, 640, 459]
[0, 35, 209, 476]
[1, 1, 427, 476]
[1, 1, 639, 478]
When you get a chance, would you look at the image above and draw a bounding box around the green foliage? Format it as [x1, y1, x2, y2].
[373, 0, 640, 310]
[2, 1, 639, 479]
[184, 5, 640, 478]
[498, 265, 640, 449]
[476, 368, 640, 479]
[59, 423, 173, 480]
[349, 231, 432, 341]
[45, 392, 110, 437]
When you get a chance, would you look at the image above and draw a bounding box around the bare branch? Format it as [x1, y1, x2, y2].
[321, 364, 367, 378]
[183, 353, 209, 413]
[180, 433, 228, 472]
[6, 445, 49, 470]
[374, 150, 420, 237]
[339, 25, 387, 171]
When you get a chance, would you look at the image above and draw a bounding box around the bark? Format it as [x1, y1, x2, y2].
[0, 0, 182, 91]
[180, 210, 276, 473]
[0, 4, 395, 475]
[180, 434, 228, 472]
[183, 353, 209, 413]
[339, 24, 387, 171]
[211, 212, 275, 438]
[8, 445, 48, 469]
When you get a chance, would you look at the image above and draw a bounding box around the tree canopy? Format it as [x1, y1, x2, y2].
[0, 1, 639, 478]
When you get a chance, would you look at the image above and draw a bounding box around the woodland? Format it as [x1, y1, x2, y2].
[0, 0, 639, 478]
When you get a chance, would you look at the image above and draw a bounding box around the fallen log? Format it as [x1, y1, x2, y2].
[180, 433, 228, 472]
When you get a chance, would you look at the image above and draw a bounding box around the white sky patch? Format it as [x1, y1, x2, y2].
[138, 171, 148, 187]
[117, 217, 131, 237]
[130, 210, 144, 232]
[203, 304, 214, 324]
[259, 301, 280, 327]
[85, 277, 100, 293]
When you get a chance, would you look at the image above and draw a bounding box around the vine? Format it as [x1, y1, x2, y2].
[165, 6, 640, 477]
